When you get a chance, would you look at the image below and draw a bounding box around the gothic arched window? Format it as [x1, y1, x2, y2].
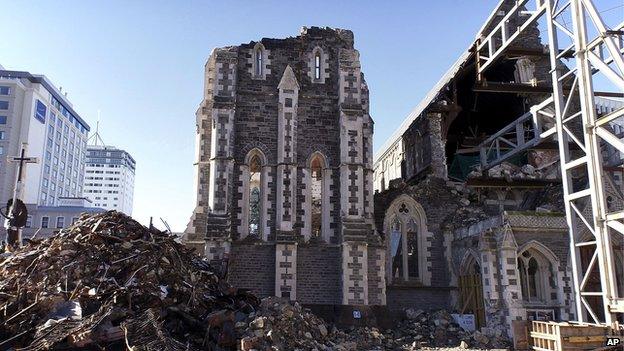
[255, 48, 263, 77]
[384, 195, 430, 284]
[248, 154, 262, 236]
[314, 51, 321, 80]
[310, 47, 325, 83]
[310, 153, 324, 237]
[517, 248, 554, 303]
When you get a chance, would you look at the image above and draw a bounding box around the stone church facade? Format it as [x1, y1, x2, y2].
[186, 27, 385, 308]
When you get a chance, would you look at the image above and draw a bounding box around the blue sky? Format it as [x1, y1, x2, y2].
[2, 1, 620, 231]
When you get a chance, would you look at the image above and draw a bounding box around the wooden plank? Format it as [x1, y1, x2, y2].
[566, 336, 605, 343]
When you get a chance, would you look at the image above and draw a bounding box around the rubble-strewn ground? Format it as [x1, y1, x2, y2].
[237, 297, 511, 351]
[0, 212, 511, 350]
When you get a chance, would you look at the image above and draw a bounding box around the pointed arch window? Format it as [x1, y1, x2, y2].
[310, 154, 324, 237]
[310, 47, 325, 83]
[255, 48, 263, 77]
[248, 154, 261, 236]
[314, 52, 321, 80]
[384, 196, 430, 285]
[518, 248, 553, 303]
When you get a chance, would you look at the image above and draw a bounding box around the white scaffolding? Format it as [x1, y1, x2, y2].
[477, 0, 624, 327]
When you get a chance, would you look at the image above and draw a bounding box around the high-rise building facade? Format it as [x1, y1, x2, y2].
[83, 145, 135, 215]
[0, 67, 90, 209]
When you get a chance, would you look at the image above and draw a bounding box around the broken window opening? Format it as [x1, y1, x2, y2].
[407, 219, 419, 279]
[248, 154, 262, 237]
[310, 153, 325, 238]
[385, 196, 427, 284]
[518, 249, 551, 303]
[390, 219, 403, 279]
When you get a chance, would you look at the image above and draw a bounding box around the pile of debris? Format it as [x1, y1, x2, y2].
[0, 211, 511, 350]
[0, 211, 259, 350]
[235, 298, 511, 351]
[236, 297, 332, 350]
[467, 161, 559, 181]
[330, 309, 511, 351]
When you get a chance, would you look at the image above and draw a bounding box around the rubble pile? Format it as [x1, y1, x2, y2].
[236, 297, 332, 350]
[236, 298, 511, 351]
[467, 161, 559, 181]
[329, 309, 511, 351]
[0, 211, 259, 350]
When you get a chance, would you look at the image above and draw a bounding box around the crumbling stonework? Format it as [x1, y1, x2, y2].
[187, 27, 382, 308]
[370, 0, 588, 342]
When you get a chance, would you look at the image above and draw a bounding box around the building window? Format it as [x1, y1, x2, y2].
[72, 217, 78, 224]
[41, 216, 49, 229]
[308, 152, 326, 239]
[56, 216, 65, 228]
[252, 43, 267, 79]
[0, 86, 10, 95]
[390, 219, 403, 278]
[0, 146, 3, 155]
[314, 52, 321, 80]
[0, 131, 5, 140]
[384, 195, 429, 284]
[0, 116, 7, 124]
[389, 218, 419, 280]
[0, 101, 8, 110]
[248, 155, 261, 236]
[255, 48, 263, 76]
[310, 47, 326, 83]
[25, 215, 33, 228]
[242, 149, 266, 239]
[518, 247, 555, 303]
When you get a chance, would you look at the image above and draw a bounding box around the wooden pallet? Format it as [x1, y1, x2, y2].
[530, 321, 608, 351]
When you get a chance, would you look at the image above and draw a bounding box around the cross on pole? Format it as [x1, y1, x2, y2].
[4, 142, 38, 248]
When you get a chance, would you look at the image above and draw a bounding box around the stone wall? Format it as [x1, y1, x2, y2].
[189, 27, 383, 308]
[228, 243, 275, 297]
[297, 244, 342, 305]
[386, 287, 452, 313]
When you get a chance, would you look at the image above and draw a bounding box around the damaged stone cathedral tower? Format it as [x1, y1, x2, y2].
[186, 27, 385, 307]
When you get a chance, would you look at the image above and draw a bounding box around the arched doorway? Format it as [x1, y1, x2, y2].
[458, 252, 485, 329]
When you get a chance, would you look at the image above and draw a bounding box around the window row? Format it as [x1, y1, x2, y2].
[25, 215, 79, 229]
[240, 149, 329, 241]
[252, 44, 326, 82]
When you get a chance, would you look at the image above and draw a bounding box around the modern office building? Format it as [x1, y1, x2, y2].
[0, 66, 90, 210]
[83, 145, 136, 215]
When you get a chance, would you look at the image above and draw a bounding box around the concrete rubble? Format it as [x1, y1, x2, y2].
[467, 161, 559, 181]
[236, 298, 511, 351]
[0, 211, 511, 350]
